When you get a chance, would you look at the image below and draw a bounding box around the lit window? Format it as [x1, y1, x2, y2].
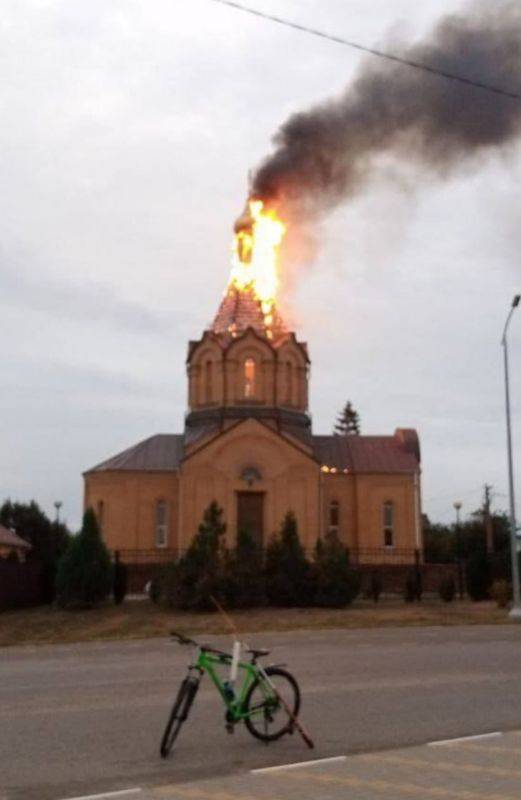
[383, 501, 394, 547]
[155, 500, 169, 548]
[205, 360, 213, 403]
[328, 500, 339, 533]
[244, 357, 255, 398]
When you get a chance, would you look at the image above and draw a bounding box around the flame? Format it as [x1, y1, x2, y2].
[228, 199, 286, 334]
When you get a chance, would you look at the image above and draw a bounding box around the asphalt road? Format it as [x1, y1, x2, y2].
[2, 624, 521, 800]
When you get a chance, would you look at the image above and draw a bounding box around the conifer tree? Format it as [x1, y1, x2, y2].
[164, 501, 227, 611]
[55, 508, 112, 608]
[265, 511, 310, 606]
[334, 401, 361, 435]
[313, 531, 360, 607]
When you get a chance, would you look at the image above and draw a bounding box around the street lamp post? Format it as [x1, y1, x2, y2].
[54, 501, 63, 524]
[453, 501, 464, 600]
[501, 294, 521, 620]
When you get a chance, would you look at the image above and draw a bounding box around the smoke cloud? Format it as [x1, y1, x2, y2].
[251, 2, 521, 220]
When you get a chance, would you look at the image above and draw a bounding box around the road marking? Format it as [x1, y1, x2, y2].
[60, 789, 142, 800]
[153, 788, 253, 800]
[251, 755, 347, 774]
[284, 768, 519, 800]
[360, 752, 521, 779]
[428, 731, 502, 746]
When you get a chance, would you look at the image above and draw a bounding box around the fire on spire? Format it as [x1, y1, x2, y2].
[227, 199, 286, 337]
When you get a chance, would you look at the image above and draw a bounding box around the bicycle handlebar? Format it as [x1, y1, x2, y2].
[169, 631, 232, 659]
[170, 631, 198, 646]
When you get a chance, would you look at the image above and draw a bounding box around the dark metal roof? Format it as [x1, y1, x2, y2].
[0, 524, 31, 549]
[86, 434, 184, 473]
[313, 431, 420, 473]
[86, 429, 419, 475]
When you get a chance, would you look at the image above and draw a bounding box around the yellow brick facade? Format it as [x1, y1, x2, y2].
[84, 292, 422, 564]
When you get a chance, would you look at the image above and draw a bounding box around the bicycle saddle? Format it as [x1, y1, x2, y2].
[247, 648, 270, 658]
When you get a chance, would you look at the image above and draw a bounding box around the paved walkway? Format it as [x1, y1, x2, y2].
[87, 729, 521, 800]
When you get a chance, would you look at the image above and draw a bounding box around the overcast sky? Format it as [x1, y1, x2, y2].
[1, 0, 520, 530]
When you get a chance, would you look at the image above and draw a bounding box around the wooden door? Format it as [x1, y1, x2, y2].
[237, 492, 264, 547]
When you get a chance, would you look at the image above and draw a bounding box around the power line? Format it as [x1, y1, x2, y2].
[210, 0, 521, 102]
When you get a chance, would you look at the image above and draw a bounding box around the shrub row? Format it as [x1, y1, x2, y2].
[157, 503, 361, 611]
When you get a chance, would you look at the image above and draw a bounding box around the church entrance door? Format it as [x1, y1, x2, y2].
[236, 492, 264, 547]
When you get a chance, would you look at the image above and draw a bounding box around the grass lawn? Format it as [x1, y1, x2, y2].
[0, 597, 512, 648]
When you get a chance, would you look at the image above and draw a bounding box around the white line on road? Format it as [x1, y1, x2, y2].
[428, 732, 503, 747]
[251, 755, 347, 774]
[59, 789, 142, 800]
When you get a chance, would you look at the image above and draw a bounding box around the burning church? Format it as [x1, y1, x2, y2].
[83, 0, 521, 576]
[84, 200, 422, 566]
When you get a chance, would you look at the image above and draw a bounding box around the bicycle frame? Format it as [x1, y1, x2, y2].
[193, 649, 271, 723]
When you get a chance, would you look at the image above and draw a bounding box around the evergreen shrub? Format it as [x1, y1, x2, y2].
[313, 532, 360, 607]
[55, 508, 112, 608]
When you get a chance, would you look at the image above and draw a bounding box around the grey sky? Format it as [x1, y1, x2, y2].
[1, 0, 519, 530]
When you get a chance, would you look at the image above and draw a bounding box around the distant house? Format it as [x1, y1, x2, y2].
[0, 524, 32, 562]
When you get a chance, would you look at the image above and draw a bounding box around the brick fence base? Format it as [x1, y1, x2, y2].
[358, 563, 458, 595]
[126, 561, 458, 597]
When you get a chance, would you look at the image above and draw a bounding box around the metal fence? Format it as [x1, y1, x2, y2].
[116, 546, 420, 566]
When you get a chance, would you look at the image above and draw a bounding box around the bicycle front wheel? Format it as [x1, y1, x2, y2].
[160, 675, 199, 758]
[244, 666, 301, 742]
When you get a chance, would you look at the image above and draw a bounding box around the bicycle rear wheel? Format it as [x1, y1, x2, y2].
[244, 666, 300, 742]
[160, 675, 199, 758]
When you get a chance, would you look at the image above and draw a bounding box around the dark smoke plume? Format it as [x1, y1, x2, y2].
[251, 2, 521, 219]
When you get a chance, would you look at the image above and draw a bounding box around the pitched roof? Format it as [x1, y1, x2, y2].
[313, 431, 420, 473]
[85, 434, 184, 473]
[211, 285, 286, 341]
[0, 524, 31, 550]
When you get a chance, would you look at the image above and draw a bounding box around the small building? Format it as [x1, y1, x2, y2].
[0, 524, 32, 562]
[84, 285, 422, 565]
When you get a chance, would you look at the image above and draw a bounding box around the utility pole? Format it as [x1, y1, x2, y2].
[453, 501, 464, 600]
[501, 294, 521, 620]
[483, 484, 494, 554]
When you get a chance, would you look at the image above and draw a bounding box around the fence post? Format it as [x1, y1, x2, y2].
[414, 548, 423, 600]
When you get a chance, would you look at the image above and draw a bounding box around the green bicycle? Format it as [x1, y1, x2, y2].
[160, 631, 304, 757]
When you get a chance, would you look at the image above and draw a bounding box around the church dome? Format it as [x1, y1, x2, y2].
[211, 284, 287, 342]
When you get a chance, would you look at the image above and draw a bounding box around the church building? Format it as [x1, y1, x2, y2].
[84, 285, 422, 566]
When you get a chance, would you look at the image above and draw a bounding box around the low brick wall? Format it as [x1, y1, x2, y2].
[359, 563, 459, 595]
[126, 563, 164, 594]
[126, 559, 458, 598]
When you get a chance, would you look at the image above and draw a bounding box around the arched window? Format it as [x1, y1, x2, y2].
[155, 500, 169, 548]
[286, 361, 293, 405]
[383, 501, 394, 548]
[97, 500, 104, 534]
[244, 357, 255, 398]
[328, 500, 340, 534]
[205, 360, 213, 403]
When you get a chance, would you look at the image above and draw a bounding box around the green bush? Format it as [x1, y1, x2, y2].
[313, 532, 360, 607]
[466, 549, 491, 601]
[55, 508, 112, 608]
[265, 512, 310, 606]
[438, 575, 456, 602]
[223, 529, 265, 608]
[490, 579, 511, 608]
[163, 501, 228, 611]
